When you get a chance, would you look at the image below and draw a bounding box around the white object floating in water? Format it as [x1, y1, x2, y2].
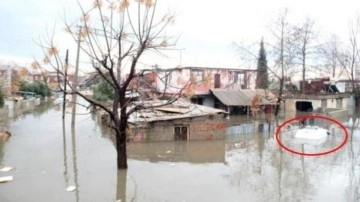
[166, 150, 171, 154]
[0, 176, 13, 183]
[294, 126, 330, 145]
[295, 126, 330, 140]
[66, 186, 77, 192]
[0, 167, 14, 172]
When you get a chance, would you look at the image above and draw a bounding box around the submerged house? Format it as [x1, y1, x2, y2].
[127, 99, 228, 141]
[284, 78, 350, 113]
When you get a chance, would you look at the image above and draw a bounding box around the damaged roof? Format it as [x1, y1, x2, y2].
[128, 99, 227, 123]
[210, 89, 277, 106]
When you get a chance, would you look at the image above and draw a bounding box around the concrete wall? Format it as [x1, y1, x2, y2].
[12, 98, 41, 117]
[327, 98, 336, 108]
[285, 98, 322, 111]
[5, 98, 42, 118]
[129, 114, 227, 142]
[285, 97, 349, 112]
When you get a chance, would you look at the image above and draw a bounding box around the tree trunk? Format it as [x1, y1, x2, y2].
[275, 78, 284, 116]
[115, 94, 128, 169]
[116, 121, 128, 169]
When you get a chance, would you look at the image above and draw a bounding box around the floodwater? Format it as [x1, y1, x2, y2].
[0, 101, 360, 202]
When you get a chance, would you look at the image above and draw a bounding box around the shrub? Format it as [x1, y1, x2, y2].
[93, 79, 114, 101]
[19, 81, 51, 98]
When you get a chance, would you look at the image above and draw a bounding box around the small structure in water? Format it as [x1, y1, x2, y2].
[294, 125, 330, 145]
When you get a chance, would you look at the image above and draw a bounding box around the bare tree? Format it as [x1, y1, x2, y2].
[320, 34, 341, 78]
[267, 8, 296, 116]
[233, 8, 296, 116]
[290, 17, 319, 94]
[338, 15, 360, 95]
[36, 0, 184, 169]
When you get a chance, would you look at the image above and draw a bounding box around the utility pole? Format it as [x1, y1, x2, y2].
[71, 26, 81, 127]
[63, 49, 69, 120]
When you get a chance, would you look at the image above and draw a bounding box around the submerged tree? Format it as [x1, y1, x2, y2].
[36, 0, 184, 169]
[256, 38, 269, 89]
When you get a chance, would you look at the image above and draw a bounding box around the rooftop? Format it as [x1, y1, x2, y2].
[128, 98, 227, 124]
[211, 89, 277, 106]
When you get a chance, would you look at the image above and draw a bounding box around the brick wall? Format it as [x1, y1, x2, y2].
[129, 114, 227, 142]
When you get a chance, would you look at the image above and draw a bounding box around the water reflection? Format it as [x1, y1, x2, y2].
[127, 140, 225, 164]
[70, 126, 80, 202]
[1, 102, 360, 201]
[116, 170, 127, 202]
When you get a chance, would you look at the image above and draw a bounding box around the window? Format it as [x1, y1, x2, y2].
[191, 97, 203, 105]
[214, 74, 220, 88]
[192, 70, 204, 82]
[174, 125, 188, 140]
[235, 73, 245, 85]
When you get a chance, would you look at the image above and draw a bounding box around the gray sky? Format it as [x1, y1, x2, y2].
[1, 0, 360, 73]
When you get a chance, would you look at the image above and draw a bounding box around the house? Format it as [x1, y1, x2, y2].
[336, 79, 360, 93]
[210, 88, 277, 115]
[128, 71, 158, 99]
[297, 77, 341, 94]
[285, 93, 350, 112]
[126, 99, 228, 141]
[152, 66, 257, 107]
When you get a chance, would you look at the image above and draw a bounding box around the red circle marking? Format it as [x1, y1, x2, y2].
[275, 114, 349, 156]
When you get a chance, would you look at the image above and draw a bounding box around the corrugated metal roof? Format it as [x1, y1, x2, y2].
[128, 99, 227, 123]
[211, 89, 277, 106]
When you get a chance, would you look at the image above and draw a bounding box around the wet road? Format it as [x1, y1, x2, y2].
[0, 102, 359, 202]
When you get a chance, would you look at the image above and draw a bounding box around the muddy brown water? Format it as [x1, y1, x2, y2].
[0, 102, 359, 202]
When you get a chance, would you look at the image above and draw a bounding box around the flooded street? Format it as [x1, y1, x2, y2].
[1, 102, 360, 202]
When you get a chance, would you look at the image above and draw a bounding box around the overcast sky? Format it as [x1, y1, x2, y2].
[1, 0, 360, 73]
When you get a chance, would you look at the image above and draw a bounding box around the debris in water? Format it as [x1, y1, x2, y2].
[169, 163, 176, 166]
[0, 167, 14, 172]
[0, 176, 13, 183]
[166, 150, 171, 153]
[66, 186, 76, 192]
[115, 200, 122, 202]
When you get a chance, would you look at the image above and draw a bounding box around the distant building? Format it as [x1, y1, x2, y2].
[336, 79, 360, 93]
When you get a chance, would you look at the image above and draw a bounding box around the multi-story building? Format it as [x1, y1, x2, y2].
[153, 66, 257, 107]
